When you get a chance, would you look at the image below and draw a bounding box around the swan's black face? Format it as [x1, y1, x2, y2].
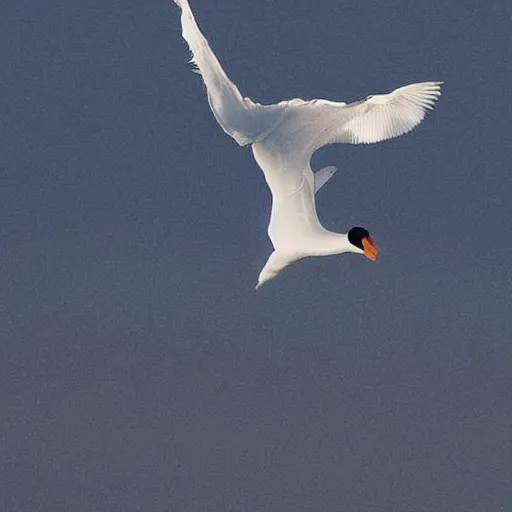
[348, 227, 379, 261]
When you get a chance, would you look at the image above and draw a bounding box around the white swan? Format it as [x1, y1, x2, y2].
[174, 0, 442, 288]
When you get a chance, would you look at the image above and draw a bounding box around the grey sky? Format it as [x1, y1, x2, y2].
[2, 0, 511, 511]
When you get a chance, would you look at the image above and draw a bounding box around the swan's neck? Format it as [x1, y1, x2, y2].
[310, 231, 360, 257]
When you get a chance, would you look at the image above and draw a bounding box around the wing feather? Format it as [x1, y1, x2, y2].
[338, 82, 442, 144]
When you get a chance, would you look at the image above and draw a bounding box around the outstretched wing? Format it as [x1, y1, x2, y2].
[275, 82, 442, 155]
[175, 0, 284, 146]
[333, 81, 443, 144]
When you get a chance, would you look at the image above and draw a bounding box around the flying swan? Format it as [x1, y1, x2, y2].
[174, 0, 442, 288]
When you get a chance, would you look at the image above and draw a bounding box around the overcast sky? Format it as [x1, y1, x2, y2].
[2, 0, 511, 511]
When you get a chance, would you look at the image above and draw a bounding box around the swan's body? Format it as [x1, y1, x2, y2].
[174, 0, 442, 288]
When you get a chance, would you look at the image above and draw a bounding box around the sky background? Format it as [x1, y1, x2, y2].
[2, 0, 512, 510]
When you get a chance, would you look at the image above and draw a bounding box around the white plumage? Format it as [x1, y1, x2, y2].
[174, 0, 442, 288]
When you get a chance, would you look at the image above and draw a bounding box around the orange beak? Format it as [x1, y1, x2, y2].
[362, 236, 379, 261]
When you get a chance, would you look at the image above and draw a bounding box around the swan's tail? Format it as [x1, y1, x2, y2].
[256, 252, 299, 289]
[175, 0, 281, 146]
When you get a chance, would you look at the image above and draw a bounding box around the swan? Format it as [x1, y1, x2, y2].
[174, 0, 442, 288]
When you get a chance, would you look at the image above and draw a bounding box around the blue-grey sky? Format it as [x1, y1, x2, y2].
[2, 0, 511, 510]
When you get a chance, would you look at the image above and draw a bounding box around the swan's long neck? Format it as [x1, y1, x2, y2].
[309, 231, 359, 257]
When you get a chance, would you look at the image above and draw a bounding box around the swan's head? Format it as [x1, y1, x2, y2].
[348, 227, 379, 261]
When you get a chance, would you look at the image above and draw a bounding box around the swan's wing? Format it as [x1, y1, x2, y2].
[176, 0, 442, 151]
[175, 0, 283, 146]
[276, 82, 442, 152]
[333, 81, 443, 144]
